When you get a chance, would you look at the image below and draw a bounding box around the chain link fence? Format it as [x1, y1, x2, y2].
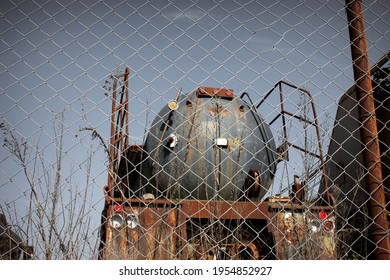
[0, 0, 389, 260]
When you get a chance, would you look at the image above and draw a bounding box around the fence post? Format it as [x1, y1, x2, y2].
[345, 0, 390, 260]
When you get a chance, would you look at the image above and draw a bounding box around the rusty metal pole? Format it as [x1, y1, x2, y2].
[345, 0, 390, 260]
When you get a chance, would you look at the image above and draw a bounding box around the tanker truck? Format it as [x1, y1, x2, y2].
[98, 67, 336, 260]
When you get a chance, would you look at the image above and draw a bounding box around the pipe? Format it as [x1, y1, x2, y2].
[345, 0, 390, 260]
[292, 175, 304, 204]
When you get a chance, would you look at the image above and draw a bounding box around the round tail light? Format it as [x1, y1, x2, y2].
[323, 220, 334, 232]
[109, 214, 123, 229]
[125, 214, 139, 229]
[310, 220, 321, 233]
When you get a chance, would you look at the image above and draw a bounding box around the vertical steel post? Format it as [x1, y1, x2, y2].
[107, 75, 117, 200]
[345, 0, 390, 259]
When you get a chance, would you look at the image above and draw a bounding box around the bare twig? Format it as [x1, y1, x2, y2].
[76, 127, 109, 158]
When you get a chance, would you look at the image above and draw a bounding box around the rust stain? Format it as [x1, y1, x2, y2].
[208, 107, 229, 116]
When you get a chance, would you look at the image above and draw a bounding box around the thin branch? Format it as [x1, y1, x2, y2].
[76, 127, 109, 158]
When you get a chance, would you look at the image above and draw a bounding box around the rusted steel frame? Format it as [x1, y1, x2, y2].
[280, 80, 329, 204]
[268, 202, 333, 212]
[287, 142, 321, 158]
[119, 198, 271, 220]
[121, 67, 129, 200]
[180, 200, 270, 220]
[268, 108, 316, 126]
[115, 197, 177, 206]
[177, 206, 188, 259]
[197, 86, 234, 99]
[107, 75, 117, 200]
[112, 133, 127, 146]
[103, 205, 113, 259]
[256, 80, 330, 204]
[278, 82, 288, 146]
[345, 0, 390, 260]
[268, 113, 282, 126]
[107, 67, 130, 201]
[256, 82, 280, 108]
[239, 92, 257, 107]
[113, 99, 129, 113]
[108, 199, 273, 259]
[282, 110, 315, 125]
[124, 67, 129, 152]
[113, 67, 129, 166]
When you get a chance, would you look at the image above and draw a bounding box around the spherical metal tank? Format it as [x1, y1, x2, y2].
[142, 87, 277, 201]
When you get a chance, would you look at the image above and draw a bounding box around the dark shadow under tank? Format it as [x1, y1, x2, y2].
[141, 87, 277, 201]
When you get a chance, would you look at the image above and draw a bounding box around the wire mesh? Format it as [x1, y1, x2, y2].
[0, 0, 389, 260]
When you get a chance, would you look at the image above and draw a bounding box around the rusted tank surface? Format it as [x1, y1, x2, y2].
[141, 87, 277, 201]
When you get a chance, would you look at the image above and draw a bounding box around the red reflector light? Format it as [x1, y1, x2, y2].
[114, 204, 123, 212]
[319, 211, 327, 220]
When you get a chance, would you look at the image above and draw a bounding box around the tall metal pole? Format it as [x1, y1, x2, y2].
[345, 0, 389, 259]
